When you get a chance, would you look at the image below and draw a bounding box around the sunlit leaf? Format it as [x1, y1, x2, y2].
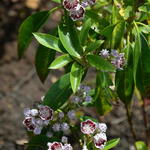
[70, 62, 84, 93]
[49, 54, 73, 69]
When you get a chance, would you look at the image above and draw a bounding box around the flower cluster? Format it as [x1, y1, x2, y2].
[100, 49, 125, 70]
[47, 136, 73, 150]
[81, 119, 107, 149]
[71, 85, 92, 104]
[63, 0, 96, 21]
[23, 105, 53, 135]
[47, 142, 73, 150]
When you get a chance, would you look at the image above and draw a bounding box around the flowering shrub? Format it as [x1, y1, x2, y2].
[18, 0, 150, 149]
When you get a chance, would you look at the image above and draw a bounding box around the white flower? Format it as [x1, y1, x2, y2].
[97, 123, 107, 133]
[52, 123, 61, 132]
[46, 131, 53, 138]
[82, 145, 88, 150]
[59, 112, 65, 119]
[100, 49, 110, 58]
[69, 4, 85, 21]
[67, 110, 76, 120]
[38, 105, 53, 121]
[61, 123, 70, 132]
[23, 117, 36, 131]
[72, 96, 81, 103]
[47, 142, 63, 150]
[23, 108, 31, 117]
[63, 144, 73, 150]
[63, 0, 79, 11]
[85, 96, 92, 102]
[94, 133, 107, 149]
[81, 119, 97, 135]
[30, 109, 38, 116]
[33, 126, 42, 135]
[61, 136, 68, 143]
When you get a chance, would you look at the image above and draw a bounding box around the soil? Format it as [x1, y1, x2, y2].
[0, 1, 149, 150]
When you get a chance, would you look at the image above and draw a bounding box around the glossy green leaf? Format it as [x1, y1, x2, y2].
[104, 138, 120, 150]
[70, 62, 83, 93]
[58, 18, 83, 58]
[135, 141, 148, 150]
[85, 40, 104, 53]
[112, 21, 125, 49]
[133, 23, 148, 93]
[18, 8, 57, 58]
[80, 19, 92, 45]
[87, 55, 116, 72]
[49, 54, 73, 69]
[43, 73, 72, 110]
[35, 45, 55, 83]
[33, 32, 66, 53]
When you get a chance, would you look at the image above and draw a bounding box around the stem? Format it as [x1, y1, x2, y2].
[125, 105, 137, 149]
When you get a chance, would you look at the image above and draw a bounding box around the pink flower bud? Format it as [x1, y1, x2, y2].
[94, 133, 107, 149]
[69, 4, 85, 21]
[23, 117, 36, 131]
[47, 142, 63, 150]
[39, 105, 53, 121]
[63, 0, 79, 11]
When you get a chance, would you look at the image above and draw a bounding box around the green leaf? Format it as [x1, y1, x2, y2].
[35, 45, 56, 83]
[87, 55, 116, 72]
[112, 21, 125, 49]
[104, 138, 120, 150]
[112, 5, 123, 24]
[80, 19, 92, 45]
[100, 25, 115, 39]
[52, 0, 61, 3]
[33, 32, 66, 53]
[70, 62, 84, 93]
[85, 40, 104, 53]
[49, 54, 73, 69]
[95, 72, 113, 115]
[43, 73, 72, 110]
[95, 89, 112, 115]
[135, 141, 148, 150]
[133, 23, 150, 93]
[58, 18, 83, 58]
[18, 8, 57, 58]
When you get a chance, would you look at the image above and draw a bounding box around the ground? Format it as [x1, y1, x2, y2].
[0, 0, 149, 150]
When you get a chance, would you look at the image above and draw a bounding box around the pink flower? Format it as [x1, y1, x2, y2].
[81, 119, 97, 135]
[23, 117, 36, 131]
[48, 142, 63, 150]
[94, 133, 107, 149]
[63, 0, 79, 11]
[39, 105, 53, 121]
[69, 4, 85, 21]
